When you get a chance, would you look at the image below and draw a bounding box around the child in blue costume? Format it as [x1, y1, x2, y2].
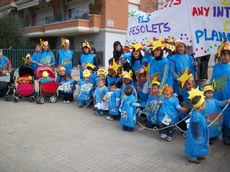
[76, 69, 94, 108]
[184, 88, 208, 164]
[77, 40, 97, 79]
[202, 84, 230, 142]
[147, 40, 173, 90]
[136, 68, 149, 109]
[37, 39, 55, 67]
[85, 63, 98, 87]
[120, 70, 137, 99]
[93, 78, 109, 116]
[158, 86, 188, 141]
[29, 44, 41, 72]
[123, 42, 148, 83]
[119, 86, 140, 131]
[105, 82, 121, 121]
[210, 42, 230, 145]
[62, 74, 74, 103]
[56, 38, 73, 75]
[0, 50, 12, 76]
[56, 66, 67, 99]
[106, 59, 121, 88]
[170, 41, 197, 95]
[145, 79, 161, 128]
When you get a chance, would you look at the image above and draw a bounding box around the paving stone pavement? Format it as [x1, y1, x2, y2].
[0, 97, 230, 172]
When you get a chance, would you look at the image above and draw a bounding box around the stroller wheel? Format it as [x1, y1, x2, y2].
[50, 96, 57, 103]
[13, 96, 19, 103]
[30, 96, 36, 102]
[39, 97, 45, 104]
[36, 97, 40, 104]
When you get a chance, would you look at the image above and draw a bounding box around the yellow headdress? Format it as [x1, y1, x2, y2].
[82, 40, 91, 50]
[151, 77, 160, 86]
[22, 53, 31, 65]
[61, 38, 70, 46]
[108, 58, 120, 75]
[42, 71, 49, 78]
[216, 40, 230, 58]
[130, 42, 145, 51]
[177, 68, 193, 88]
[40, 39, 48, 49]
[83, 69, 91, 78]
[147, 39, 166, 51]
[123, 70, 133, 81]
[203, 84, 214, 93]
[85, 63, 96, 70]
[188, 87, 205, 109]
[97, 68, 107, 77]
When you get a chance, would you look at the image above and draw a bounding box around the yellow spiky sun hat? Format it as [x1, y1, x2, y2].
[188, 87, 205, 109]
[82, 40, 91, 50]
[108, 58, 120, 75]
[203, 84, 214, 93]
[122, 70, 133, 81]
[97, 68, 107, 77]
[129, 42, 145, 51]
[85, 63, 96, 70]
[151, 76, 160, 86]
[61, 38, 70, 46]
[177, 68, 193, 88]
[40, 39, 48, 49]
[147, 39, 166, 51]
[83, 69, 91, 78]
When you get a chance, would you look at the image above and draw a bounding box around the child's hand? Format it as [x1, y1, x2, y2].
[180, 107, 188, 114]
[227, 99, 230, 104]
[157, 101, 163, 105]
[196, 136, 201, 140]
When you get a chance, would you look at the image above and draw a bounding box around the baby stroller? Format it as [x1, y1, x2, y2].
[35, 65, 58, 104]
[0, 69, 15, 101]
[13, 66, 36, 102]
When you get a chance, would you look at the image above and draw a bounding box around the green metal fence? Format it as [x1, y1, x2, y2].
[2, 49, 104, 68]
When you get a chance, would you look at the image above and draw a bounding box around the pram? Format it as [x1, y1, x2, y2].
[13, 66, 36, 102]
[0, 69, 15, 101]
[35, 65, 58, 104]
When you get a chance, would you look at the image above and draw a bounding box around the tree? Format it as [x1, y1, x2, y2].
[89, 0, 102, 14]
[0, 14, 28, 49]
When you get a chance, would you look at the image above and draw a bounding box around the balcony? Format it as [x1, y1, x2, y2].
[24, 14, 102, 37]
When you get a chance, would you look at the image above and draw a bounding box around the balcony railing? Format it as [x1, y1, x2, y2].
[23, 10, 90, 27]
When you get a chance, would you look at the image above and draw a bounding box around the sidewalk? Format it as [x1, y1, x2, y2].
[0, 98, 229, 172]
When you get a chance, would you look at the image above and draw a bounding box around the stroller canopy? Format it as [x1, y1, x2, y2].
[18, 67, 34, 77]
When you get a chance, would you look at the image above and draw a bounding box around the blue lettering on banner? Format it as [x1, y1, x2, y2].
[195, 29, 230, 44]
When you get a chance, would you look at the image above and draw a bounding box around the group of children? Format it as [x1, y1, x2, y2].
[65, 39, 230, 165]
[5, 37, 229, 164]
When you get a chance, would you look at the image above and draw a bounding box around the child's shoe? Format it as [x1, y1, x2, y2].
[198, 156, 206, 160]
[122, 125, 128, 131]
[127, 127, 134, 132]
[66, 101, 70, 104]
[99, 112, 104, 116]
[166, 136, 172, 141]
[160, 134, 167, 139]
[188, 159, 201, 164]
[106, 116, 114, 121]
[63, 100, 66, 103]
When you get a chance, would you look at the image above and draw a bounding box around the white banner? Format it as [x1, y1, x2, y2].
[126, 0, 230, 57]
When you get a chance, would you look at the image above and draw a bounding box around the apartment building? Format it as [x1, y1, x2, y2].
[0, 0, 163, 67]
